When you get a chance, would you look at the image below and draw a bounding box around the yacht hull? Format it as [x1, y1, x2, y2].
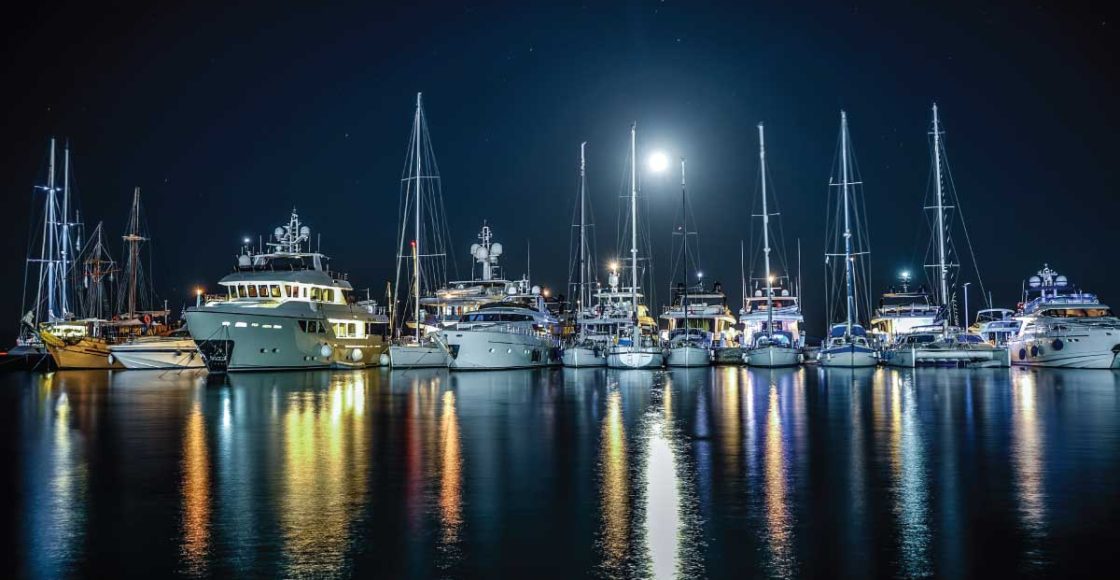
[745, 345, 800, 367]
[45, 339, 122, 370]
[109, 339, 206, 370]
[818, 345, 878, 368]
[562, 345, 607, 367]
[712, 347, 745, 365]
[607, 347, 664, 369]
[1008, 335, 1120, 369]
[666, 345, 710, 367]
[884, 345, 1010, 368]
[389, 344, 451, 368]
[185, 307, 386, 372]
[443, 329, 558, 370]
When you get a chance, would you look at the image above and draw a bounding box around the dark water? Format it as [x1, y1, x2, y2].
[3, 366, 1119, 578]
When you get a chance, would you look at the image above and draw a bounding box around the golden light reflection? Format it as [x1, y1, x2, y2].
[181, 401, 210, 575]
[599, 390, 629, 572]
[439, 390, 463, 546]
[721, 368, 742, 476]
[1012, 372, 1045, 549]
[280, 372, 369, 575]
[764, 382, 793, 576]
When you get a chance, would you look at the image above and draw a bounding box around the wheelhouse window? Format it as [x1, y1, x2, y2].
[323, 289, 335, 303]
[248, 285, 258, 298]
[271, 285, 281, 298]
[284, 285, 293, 298]
[310, 287, 322, 301]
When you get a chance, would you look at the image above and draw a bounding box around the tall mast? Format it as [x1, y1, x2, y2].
[840, 111, 855, 336]
[60, 142, 71, 319]
[413, 92, 423, 342]
[579, 142, 588, 317]
[46, 139, 58, 321]
[630, 122, 640, 344]
[931, 103, 949, 330]
[680, 157, 688, 335]
[759, 123, 774, 338]
[123, 187, 147, 318]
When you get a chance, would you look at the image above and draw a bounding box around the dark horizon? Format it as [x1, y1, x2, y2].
[3, 1, 1116, 341]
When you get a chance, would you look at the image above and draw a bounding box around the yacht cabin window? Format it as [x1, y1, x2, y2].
[271, 285, 281, 298]
[310, 287, 321, 301]
[248, 285, 258, 298]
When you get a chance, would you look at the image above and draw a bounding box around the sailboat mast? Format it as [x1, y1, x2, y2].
[932, 103, 949, 329]
[759, 123, 774, 338]
[630, 123, 640, 344]
[413, 92, 423, 342]
[840, 111, 855, 335]
[680, 157, 688, 335]
[579, 141, 588, 316]
[125, 187, 142, 318]
[61, 142, 71, 319]
[46, 139, 58, 321]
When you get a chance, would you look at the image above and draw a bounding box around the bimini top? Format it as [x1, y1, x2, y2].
[829, 323, 868, 338]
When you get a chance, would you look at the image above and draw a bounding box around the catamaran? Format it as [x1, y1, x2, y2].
[881, 104, 1008, 367]
[818, 111, 878, 367]
[743, 123, 803, 367]
[562, 142, 608, 367]
[387, 93, 453, 368]
[606, 123, 664, 369]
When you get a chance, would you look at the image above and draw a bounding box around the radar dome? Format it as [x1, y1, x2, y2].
[490, 243, 503, 256]
[531, 285, 541, 295]
[754, 290, 763, 297]
[238, 254, 252, 267]
[781, 289, 790, 297]
[473, 247, 489, 260]
[1055, 275, 1069, 287]
[274, 227, 284, 240]
[507, 286, 517, 295]
[470, 243, 480, 255]
[300, 226, 310, 237]
[1028, 275, 1042, 288]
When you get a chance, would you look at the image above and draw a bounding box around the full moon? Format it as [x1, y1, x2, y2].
[647, 151, 670, 173]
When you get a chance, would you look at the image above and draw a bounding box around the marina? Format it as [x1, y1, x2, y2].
[2, 1, 1116, 577]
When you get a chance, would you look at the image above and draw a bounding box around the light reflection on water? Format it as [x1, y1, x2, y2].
[278, 371, 369, 575]
[6, 366, 1120, 577]
[180, 399, 210, 576]
[1012, 371, 1046, 569]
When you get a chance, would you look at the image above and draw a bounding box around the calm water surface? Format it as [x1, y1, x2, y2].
[3, 366, 1119, 578]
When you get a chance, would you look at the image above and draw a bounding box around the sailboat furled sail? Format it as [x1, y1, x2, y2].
[818, 111, 878, 367]
[387, 92, 454, 368]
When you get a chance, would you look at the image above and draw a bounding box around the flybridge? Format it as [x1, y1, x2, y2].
[234, 209, 351, 281]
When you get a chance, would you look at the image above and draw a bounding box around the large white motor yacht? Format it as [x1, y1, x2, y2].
[442, 282, 560, 370]
[1008, 265, 1120, 369]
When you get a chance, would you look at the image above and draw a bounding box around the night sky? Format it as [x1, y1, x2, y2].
[2, 1, 1115, 342]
